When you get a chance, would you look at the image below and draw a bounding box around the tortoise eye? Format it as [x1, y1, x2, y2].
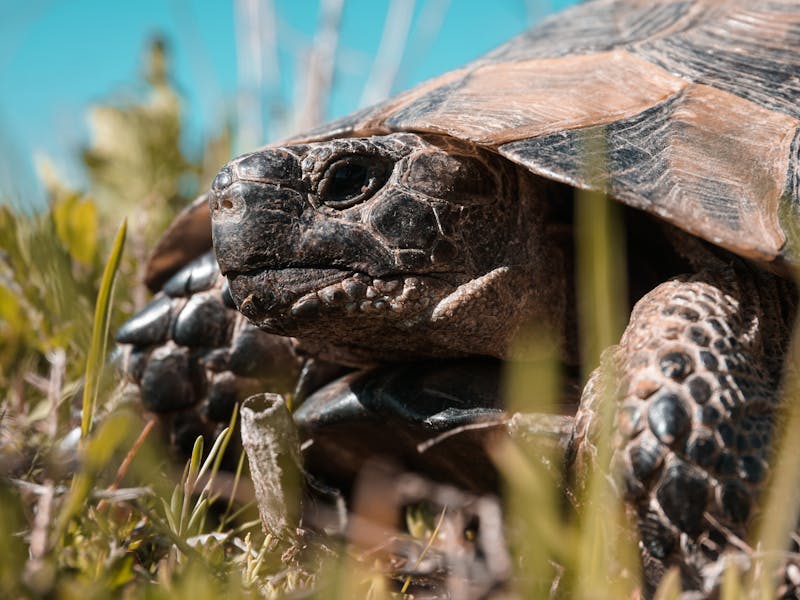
[319, 156, 390, 209]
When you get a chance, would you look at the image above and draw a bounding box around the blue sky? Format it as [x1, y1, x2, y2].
[0, 0, 578, 206]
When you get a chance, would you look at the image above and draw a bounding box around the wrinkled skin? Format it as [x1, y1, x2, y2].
[210, 133, 570, 365]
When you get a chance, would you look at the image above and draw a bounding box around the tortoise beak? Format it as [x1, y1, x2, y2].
[209, 149, 307, 276]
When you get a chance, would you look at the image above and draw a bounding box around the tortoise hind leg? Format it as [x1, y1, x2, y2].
[571, 265, 796, 592]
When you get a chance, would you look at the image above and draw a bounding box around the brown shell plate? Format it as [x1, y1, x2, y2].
[149, 0, 800, 284]
[294, 0, 800, 269]
[145, 193, 212, 292]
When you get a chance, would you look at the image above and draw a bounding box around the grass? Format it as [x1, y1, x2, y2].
[81, 219, 127, 440]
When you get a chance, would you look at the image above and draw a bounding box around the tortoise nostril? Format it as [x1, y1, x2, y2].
[221, 198, 234, 210]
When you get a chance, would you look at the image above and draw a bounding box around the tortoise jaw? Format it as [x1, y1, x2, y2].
[227, 266, 354, 327]
[227, 264, 449, 337]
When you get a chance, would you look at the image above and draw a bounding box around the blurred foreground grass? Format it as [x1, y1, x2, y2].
[0, 40, 285, 599]
[2, 36, 800, 600]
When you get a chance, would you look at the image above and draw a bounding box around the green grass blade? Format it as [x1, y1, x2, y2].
[751, 318, 800, 597]
[80, 218, 127, 439]
[720, 561, 742, 600]
[187, 435, 204, 488]
[751, 220, 800, 597]
[211, 403, 239, 476]
[169, 484, 183, 530]
[56, 411, 132, 541]
[575, 184, 626, 376]
[161, 497, 179, 533]
[186, 498, 210, 534]
[653, 567, 681, 599]
[496, 336, 572, 595]
[197, 426, 231, 485]
[573, 133, 638, 597]
[180, 436, 205, 534]
[220, 451, 248, 530]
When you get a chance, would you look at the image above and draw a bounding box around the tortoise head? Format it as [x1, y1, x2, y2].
[210, 132, 563, 364]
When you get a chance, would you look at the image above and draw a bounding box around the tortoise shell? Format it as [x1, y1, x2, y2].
[146, 0, 800, 290]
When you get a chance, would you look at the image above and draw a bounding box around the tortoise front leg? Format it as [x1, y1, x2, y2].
[571, 266, 795, 591]
[116, 252, 306, 456]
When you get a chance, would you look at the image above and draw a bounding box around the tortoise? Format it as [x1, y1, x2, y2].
[117, 0, 800, 593]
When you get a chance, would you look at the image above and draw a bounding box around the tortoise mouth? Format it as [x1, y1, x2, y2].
[227, 265, 439, 334]
[227, 266, 352, 329]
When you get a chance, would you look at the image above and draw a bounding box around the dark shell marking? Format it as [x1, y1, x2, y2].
[288, 0, 800, 271]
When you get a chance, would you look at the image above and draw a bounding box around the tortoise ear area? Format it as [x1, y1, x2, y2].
[402, 149, 500, 205]
[428, 265, 529, 358]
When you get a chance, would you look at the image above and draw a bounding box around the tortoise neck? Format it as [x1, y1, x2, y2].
[504, 171, 577, 364]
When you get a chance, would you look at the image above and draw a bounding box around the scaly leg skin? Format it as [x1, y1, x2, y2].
[571, 265, 796, 593]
